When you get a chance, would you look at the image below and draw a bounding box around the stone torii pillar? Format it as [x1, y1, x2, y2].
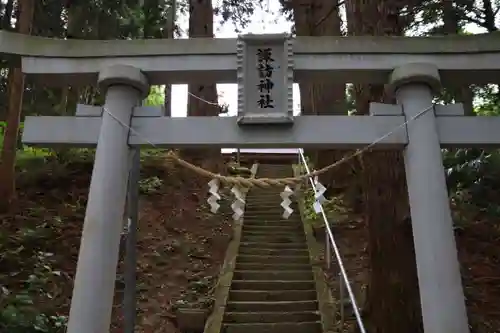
[388, 63, 469, 333]
[66, 65, 149, 333]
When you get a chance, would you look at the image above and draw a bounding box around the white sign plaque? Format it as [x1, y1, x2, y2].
[237, 33, 294, 125]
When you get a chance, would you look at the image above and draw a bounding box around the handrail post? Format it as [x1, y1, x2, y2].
[325, 228, 331, 269]
[124, 147, 140, 333]
[340, 276, 345, 327]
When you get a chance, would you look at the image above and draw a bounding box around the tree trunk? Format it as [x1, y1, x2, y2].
[360, 149, 424, 333]
[346, 1, 423, 332]
[185, 0, 220, 172]
[442, 0, 474, 116]
[290, 0, 348, 189]
[0, 0, 14, 121]
[0, 0, 35, 212]
[63, 2, 83, 114]
[163, 0, 176, 117]
[50, 1, 84, 162]
[1, 0, 14, 30]
[481, 0, 498, 32]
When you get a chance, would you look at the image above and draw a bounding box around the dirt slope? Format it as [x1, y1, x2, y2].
[316, 211, 500, 333]
[0, 156, 232, 333]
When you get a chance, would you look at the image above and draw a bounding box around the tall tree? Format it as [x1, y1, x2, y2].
[1, 0, 14, 30]
[163, 0, 176, 117]
[0, 0, 15, 121]
[346, 0, 424, 332]
[442, 0, 474, 115]
[0, 0, 36, 212]
[186, 0, 221, 172]
[287, 0, 349, 189]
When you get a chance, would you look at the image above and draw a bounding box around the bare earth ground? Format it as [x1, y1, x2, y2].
[317, 207, 500, 333]
[0, 158, 232, 333]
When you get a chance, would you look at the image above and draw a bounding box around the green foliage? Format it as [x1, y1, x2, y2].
[442, 85, 500, 214]
[139, 176, 163, 194]
[0, 120, 5, 148]
[301, 185, 348, 227]
[145, 86, 165, 106]
[227, 161, 252, 177]
[408, 0, 497, 35]
[0, 217, 68, 333]
[0, 120, 22, 149]
[475, 85, 500, 116]
[444, 148, 500, 212]
[295, 158, 348, 227]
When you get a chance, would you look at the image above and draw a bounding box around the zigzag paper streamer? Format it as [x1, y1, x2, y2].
[207, 179, 221, 213]
[231, 185, 246, 220]
[280, 186, 294, 219]
[313, 175, 327, 203]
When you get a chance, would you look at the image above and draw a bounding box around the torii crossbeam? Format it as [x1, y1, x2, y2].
[18, 32, 500, 333]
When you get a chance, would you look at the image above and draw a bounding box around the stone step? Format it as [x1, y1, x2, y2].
[245, 206, 298, 211]
[237, 255, 310, 265]
[229, 289, 317, 302]
[243, 217, 302, 224]
[243, 220, 302, 227]
[233, 270, 313, 281]
[238, 247, 309, 257]
[244, 222, 301, 227]
[242, 229, 304, 237]
[243, 213, 300, 218]
[244, 204, 284, 208]
[242, 224, 302, 231]
[245, 200, 291, 205]
[224, 311, 320, 323]
[238, 241, 307, 250]
[245, 200, 298, 205]
[243, 196, 286, 200]
[222, 321, 322, 333]
[243, 202, 290, 208]
[243, 213, 299, 218]
[242, 230, 304, 238]
[242, 229, 305, 237]
[226, 300, 318, 312]
[244, 205, 297, 211]
[242, 224, 302, 229]
[243, 215, 298, 219]
[231, 280, 315, 291]
[242, 224, 302, 232]
[235, 262, 311, 271]
[243, 207, 289, 212]
[243, 214, 288, 219]
[243, 207, 298, 212]
[257, 164, 291, 168]
[240, 235, 305, 244]
[244, 209, 294, 213]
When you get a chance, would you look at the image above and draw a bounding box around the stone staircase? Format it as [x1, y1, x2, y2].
[220, 164, 326, 333]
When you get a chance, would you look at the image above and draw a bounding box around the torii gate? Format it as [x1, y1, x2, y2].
[14, 31, 500, 333]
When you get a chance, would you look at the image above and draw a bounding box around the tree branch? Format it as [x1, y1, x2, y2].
[312, 0, 345, 32]
[463, 14, 487, 28]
